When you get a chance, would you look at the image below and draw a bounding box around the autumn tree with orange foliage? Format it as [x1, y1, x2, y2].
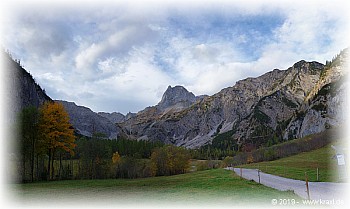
[38, 102, 76, 180]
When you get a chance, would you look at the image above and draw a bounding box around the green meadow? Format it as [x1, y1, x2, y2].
[14, 168, 299, 205]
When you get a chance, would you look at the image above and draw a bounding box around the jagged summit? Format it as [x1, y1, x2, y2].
[291, 60, 324, 74]
[157, 85, 196, 110]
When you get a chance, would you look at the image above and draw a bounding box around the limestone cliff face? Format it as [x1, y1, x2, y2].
[119, 50, 347, 148]
[283, 50, 348, 140]
[3, 51, 51, 124]
[284, 81, 347, 139]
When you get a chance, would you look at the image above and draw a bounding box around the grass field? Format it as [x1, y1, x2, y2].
[241, 144, 341, 182]
[12, 169, 300, 206]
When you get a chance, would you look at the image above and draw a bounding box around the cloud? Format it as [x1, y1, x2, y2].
[70, 44, 174, 113]
[1, 0, 349, 114]
[4, 16, 74, 61]
[159, 37, 245, 95]
[241, 1, 350, 77]
[74, 25, 158, 79]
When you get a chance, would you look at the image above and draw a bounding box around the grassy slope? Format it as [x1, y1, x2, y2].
[241, 144, 340, 182]
[14, 169, 299, 206]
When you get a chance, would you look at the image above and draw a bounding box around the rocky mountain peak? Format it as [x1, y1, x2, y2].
[157, 85, 196, 110]
[292, 60, 324, 74]
[292, 60, 307, 68]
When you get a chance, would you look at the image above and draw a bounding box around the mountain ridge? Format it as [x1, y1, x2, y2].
[118, 49, 348, 148]
[6, 48, 348, 149]
[55, 100, 120, 139]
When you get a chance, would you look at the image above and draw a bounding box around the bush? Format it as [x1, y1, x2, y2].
[222, 156, 235, 167]
[150, 145, 190, 176]
[196, 160, 221, 171]
[196, 161, 210, 171]
[114, 157, 151, 179]
[263, 148, 277, 161]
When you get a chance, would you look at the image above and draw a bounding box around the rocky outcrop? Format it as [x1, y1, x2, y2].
[119, 50, 347, 149]
[56, 100, 119, 139]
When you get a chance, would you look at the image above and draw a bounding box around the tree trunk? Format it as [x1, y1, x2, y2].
[58, 153, 62, 180]
[36, 154, 40, 181]
[47, 149, 51, 180]
[51, 150, 55, 180]
[91, 159, 94, 179]
[30, 137, 35, 182]
[22, 154, 26, 182]
[70, 158, 73, 179]
[78, 159, 81, 179]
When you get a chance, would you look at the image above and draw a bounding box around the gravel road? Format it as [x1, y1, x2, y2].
[225, 167, 348, 200]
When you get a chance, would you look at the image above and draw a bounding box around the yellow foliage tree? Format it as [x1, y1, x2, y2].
[112, 151, 121, 164]
[247, 153, 254, 164]
[38, 102, 76, 180]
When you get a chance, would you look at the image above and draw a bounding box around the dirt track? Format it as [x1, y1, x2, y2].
[225, 167, 348, 201]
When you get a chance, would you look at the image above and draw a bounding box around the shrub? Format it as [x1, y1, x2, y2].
[263, 148, 277, 161]
[150, 145, 190, 176]
[222, 156, 235, 167]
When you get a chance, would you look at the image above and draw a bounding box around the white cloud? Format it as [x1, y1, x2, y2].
[1, 0, 349, 114]
[74, 23, 159, 81]
[244, 1, 350, 77]
[69, 44, 174, 113]
[187, 62, 251, 96]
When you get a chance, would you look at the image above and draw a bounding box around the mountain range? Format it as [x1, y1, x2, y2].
[4, 49, 348, 149]
[118, 52, 348, 148]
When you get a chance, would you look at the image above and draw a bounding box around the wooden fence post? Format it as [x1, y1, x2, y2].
[258, 169, 261, 184]
[305, 172, 310, 200]
[316, 168, 319, 181]
[240, 167, 242, 178]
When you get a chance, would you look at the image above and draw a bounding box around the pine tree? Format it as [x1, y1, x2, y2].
[19, 106, 39, 182]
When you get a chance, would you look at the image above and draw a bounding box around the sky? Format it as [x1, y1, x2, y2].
[1, 0, 349, 114]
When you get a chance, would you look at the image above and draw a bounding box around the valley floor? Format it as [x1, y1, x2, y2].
[9, 169, 299, 207]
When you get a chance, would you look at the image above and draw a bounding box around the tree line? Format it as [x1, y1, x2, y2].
[16, 102, 191, 182]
